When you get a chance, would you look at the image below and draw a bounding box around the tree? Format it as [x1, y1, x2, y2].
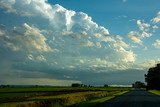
[132, 81, 146, 88]
[104, 84, 109, 87]
[145, 63, 160, 90]
[71, 83, 81, 87]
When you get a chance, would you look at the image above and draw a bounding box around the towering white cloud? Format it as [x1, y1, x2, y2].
[0, 0, 135, 64]
[0, 23, 52, 52]
[0, 0, 138, 85]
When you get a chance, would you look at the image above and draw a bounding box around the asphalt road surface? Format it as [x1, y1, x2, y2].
[96, 89, 160, 107]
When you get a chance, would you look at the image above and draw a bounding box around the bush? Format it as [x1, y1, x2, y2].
[71, 83, 81, 87]
[104, 84, 109, 87]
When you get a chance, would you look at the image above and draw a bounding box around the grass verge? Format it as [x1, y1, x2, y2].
[149, 90, 160, 96]
[69, 91, 128, 107]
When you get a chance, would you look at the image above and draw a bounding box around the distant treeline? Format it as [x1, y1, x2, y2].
[0, 85, 68, 88]
[132, 81, 146, 88]
[71, 83, 95, 87]
[0, 84, 109, 88]
[71, 83, 109, 87]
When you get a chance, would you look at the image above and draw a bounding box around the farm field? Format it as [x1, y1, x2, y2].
[0, 86, 131, 107]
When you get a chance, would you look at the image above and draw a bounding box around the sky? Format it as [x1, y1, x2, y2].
[0, 0, 160, 86]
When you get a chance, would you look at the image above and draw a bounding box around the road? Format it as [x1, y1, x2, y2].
[96, 89, 160, 107]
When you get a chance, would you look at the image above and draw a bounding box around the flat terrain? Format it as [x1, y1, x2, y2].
[97, 89, 160, 107]
[0, 87, 130, 107]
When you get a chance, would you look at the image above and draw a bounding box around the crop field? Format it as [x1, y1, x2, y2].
[0, 87, 131, 107]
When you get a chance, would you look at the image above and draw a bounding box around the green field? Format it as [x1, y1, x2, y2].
[0, 87, 131, 107]
[149, 90, 160, 96]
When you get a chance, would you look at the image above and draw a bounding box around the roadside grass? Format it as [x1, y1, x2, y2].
[26, 91, 120, 106]
[69, 91, 128, 107]
[149, 90, 160, 96]
[0, 87, 131, 107]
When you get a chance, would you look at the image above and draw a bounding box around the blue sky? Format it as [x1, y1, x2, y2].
[50, 0, 160, 35]
[0, 0, 160, 86]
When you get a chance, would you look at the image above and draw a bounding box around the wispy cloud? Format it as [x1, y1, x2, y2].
[153, 39, 160, 48]
[152, 11, 160, 23]
[128, 31, 142, 44]
[128, 20, 156, 45]
[122, 0, 127, 3]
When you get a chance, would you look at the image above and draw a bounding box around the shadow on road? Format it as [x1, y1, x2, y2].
[95, 89, 160, 107]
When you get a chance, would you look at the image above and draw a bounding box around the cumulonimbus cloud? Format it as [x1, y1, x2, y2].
[0, 0, 137, 85]
[0, 23, 52, 52]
